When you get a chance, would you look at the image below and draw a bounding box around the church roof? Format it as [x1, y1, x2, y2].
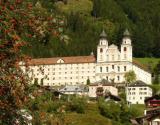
[123, 29, 130, 37]
[100, 30, 107, 38]
[25, 55, 96, 66]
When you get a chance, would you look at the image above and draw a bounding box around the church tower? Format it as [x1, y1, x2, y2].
[121, 29, 132, 62]
[97, 30, 108, 62]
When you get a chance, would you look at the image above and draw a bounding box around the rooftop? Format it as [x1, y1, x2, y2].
[100, 30, 107, 38]
[123, 29, 130, 37]
[25, 55, 96, 66]
[59, 85, 87, 92]
[128, 80, 149, 87]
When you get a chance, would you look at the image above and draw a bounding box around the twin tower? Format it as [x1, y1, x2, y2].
[97, 29, 132, 63]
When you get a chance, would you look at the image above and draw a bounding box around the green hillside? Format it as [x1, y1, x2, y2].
[134, 58, 160, 69]
[21, 0, 160, 59]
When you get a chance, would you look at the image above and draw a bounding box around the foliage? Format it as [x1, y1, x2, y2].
[86, 78, 90, 85]
[124, 70, 136, 84]
[134, 58, 160, 70]
[0, 0, 62, 124]
[67, 96, 87, 113]
[98, 100, 121, 121]
[153, 61, 160, 84]
[98, 100, 142, 125]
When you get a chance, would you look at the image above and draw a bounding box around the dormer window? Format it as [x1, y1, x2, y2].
[100, 48, 103, 53]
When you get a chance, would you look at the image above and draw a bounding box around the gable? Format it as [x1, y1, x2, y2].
[57, 59, 64, 64]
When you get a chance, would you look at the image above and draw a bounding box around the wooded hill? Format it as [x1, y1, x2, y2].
[22, 0, 160, 58]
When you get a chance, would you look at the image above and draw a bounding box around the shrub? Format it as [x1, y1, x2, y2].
[67, 96, 87, 113]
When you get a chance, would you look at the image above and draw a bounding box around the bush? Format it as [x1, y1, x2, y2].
[98, 100, 121, 121]
[67, 96, 87, 113]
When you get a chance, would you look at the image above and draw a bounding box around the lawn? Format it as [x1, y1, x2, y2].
[134, 57, 160, 69]
[64, 103, 112, 125]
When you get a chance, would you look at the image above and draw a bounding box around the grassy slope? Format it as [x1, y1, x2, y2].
[134, 58, 160, 68]
[55, 0, 92, 14]
[65, 103, 112, 125]
[130, 104, 145, 116]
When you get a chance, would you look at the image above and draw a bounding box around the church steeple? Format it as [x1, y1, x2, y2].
[97, 30, 108, 62]
[100, 30, 107, 38]
[121, 28, 132, 62]
[123, 29, 130, 37]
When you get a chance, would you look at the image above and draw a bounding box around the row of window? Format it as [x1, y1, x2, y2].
[35, 71, 95, 76]
[100, 47, 127, 53]
[128, 97, 144, 100]
[105, 75, 120, 81]
[100, 66, 127, 72]
[128, 88, 147, 91]
[128, 92, 147, 95]
[34, 76, 94, 81]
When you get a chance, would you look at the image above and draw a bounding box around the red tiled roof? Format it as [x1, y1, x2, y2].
[26, 55, 96, 65]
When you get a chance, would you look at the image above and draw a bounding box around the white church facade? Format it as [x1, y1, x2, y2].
[20, 29, 152, 86]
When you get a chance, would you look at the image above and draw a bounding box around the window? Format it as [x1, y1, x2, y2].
[106, 67, 108, 72]
[132, 92, 135, 95]
[100, 67, 102, 72]
[118, 66, 120, 72]
[124, 47, 127, 51]
[117, 76, 120, 81]
[106, 76, 108, 81]
[100, 48, 103, 53]
[112, 65, 114, 69]
[124, 66, 126, 71]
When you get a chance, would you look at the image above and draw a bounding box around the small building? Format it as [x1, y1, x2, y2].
[145, 95, 160, 107]
[131, 108, 160, 125]
[88, 80, 118, 98]
[105, 93, 121, 102]
[126, 81, 152, 104]
[59, 85, 88, 96]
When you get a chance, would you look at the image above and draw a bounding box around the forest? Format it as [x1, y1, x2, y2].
[20, 0, 160, 58]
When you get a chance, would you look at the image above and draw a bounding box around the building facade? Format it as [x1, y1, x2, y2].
[88, 81, 118, 98]
[20, 29, 152, 86]
[126, 81, 152, 104]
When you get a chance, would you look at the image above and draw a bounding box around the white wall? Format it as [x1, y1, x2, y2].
[26, 63, 96, 86]
[132, 64, 152, 84]
[126, 86, 152, 104]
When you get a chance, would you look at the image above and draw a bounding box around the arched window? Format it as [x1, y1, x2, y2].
[124, 47, 127, 51]
[100, 48, 103, 53]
